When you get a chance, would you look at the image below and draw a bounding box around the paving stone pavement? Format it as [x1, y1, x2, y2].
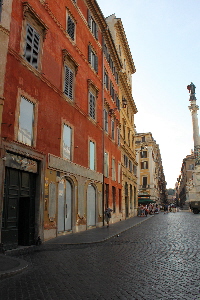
[0, 211, 200, 300]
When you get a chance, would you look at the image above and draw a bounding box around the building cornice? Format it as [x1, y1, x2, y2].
[114, 18, 136, 74]
[120, 72, 137, 113]
[85, 0, 122, 71]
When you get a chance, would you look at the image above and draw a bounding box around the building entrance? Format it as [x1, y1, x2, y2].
[2, 167, 36, 250]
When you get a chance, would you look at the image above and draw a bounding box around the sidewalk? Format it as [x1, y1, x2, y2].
[0, 215, 153, 279]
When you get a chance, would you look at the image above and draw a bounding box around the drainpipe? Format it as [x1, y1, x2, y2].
[102, 36, 105, 226]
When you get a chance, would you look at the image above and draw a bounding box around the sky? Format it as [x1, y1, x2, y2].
[97, 0, 200, 188]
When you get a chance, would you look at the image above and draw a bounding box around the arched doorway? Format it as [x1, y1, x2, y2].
[58, 179, 73, 232]
[87, 184, 96, 227]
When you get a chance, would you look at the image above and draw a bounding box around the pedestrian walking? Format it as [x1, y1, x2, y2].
[104, 207, 113, 227]
[164, 204, 168, 214]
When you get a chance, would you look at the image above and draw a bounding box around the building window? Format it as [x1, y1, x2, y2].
[117, 127, 120, 146]
[104, 152, 109, 177]
[67, 14, 75, 41]
[104, 70, 109, 89]
[124, 155, 128, 168]
[64, 65, 74, 100]
[189, 164, 194, 170]
[142, 177, 148, 188]
[112, 186, 116, 213]
[141, 161, 148, 169]
[110, 81, 115, 99]
[62, 49, 78, 100]
[89, 141, 95, 170]
[111, 119, 115, 140]
[142, 136, 145, 142]
[118, 163, 121, 183]
[18, 96, 34, 146]
[115, 95, 120, 110]
[63, 124, 72, 160]
[140, 150, 147, 158]
[88, 45, 98, 72]
[112, 158, 116, 181]
[22, 3, 48, 71]
[24, 24, 40, 69]
[119, 189, 122, 212]
[0, 0, 3, 21]
[88, 10, 98, 39]
[89, 91, 96, 120]
[134, 165, 137, 176]
[128, 129, 130, 146]
[104, 109, 108, 132]
[129, 160, 133, 173]
[130, 185, 133, 209]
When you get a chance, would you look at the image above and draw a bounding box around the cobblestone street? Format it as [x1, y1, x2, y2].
[0, 211, 200, 300]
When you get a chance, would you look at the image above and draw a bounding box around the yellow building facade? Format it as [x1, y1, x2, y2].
[106, 14, 138, 218]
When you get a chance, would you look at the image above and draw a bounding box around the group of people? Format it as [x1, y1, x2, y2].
[137, 204, 159, 217]
[137, 203, 178, 216]
[105, 203, 177, 227]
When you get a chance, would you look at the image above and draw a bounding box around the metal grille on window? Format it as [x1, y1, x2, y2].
[24, 24, 40, 69]
[89, 92, 95, 119]
[67, 15, 75, 40]
[64, 66, 73, 99]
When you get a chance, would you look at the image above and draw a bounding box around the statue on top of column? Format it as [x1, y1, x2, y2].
[187, 82, 196, 101]
[187, 82, 196, 94]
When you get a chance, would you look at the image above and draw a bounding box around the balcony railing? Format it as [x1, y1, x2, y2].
[139, 184, 150, 189]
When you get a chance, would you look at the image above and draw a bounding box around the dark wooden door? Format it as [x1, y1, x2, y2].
[2, 169, 19, 249]
[2, 168, 36, 249]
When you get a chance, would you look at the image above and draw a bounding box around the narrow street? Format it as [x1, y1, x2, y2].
[0, 211, 200, 300]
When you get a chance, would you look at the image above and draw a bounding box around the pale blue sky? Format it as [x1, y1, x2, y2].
[97, 0, 200, 188]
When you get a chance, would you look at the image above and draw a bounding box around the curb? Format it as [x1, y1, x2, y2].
[0, 255, 29, 279]
[45, 215, 154, 245]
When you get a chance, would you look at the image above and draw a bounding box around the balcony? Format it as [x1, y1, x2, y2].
[139, 184, 150, 189]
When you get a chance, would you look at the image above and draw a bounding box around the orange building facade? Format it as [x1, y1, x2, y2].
[0, 0, 125, 250]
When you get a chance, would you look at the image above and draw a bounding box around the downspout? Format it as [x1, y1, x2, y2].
[102, 35, 105, 226]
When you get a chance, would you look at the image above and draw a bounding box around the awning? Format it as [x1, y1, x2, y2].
[138, 198, 156, 204]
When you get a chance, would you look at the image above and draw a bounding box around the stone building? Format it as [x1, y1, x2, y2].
[176, 152, 195, 207]
[0, 0, 132, 250]
[135, 132, 167, 205]
[105, 14, 138, 219]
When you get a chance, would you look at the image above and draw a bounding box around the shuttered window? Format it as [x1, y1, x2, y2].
[104, 109, 108, 132]
[24, 24, 40, 69]
[88, 45, 98, 72]
[64, 66, 74, 100]
[67, 15, 75, 40]
[88, 10, 98, 39]
[89, 92, 96, 119]
[111, 119, 115, 140]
